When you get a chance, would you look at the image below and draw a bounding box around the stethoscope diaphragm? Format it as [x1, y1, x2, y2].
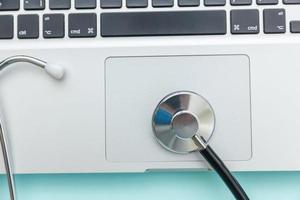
[152, 91, 215, 153]
[152, 91, 249, 200]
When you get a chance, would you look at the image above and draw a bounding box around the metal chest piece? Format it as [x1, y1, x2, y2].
[152, 91, 216, 153]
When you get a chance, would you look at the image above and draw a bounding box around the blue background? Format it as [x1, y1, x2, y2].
[1, 172, 300, 200]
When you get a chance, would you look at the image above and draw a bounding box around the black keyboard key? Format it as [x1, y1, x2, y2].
[283, 0, 300, 3]
[178, 0, 200, 6]
[263, 9, 286, 33]
[101, 11, 227, 37]
[205, 0, 226, 6]
[231, 0, 252, 5]
[153, 0, 174, 7]
[290, 21, 300, 33]
[49, 0, 70, 10]
[43, 14, 64, 38]
[101, 0, 122, 8]
[75, 0, 96, 9]
[257, 0, 278, 4]
[24, 0, 45, 10]
[231, 10, 259, 34]
[127, 0, 148, 7]
[0, 15, 13, 39]
[0, 0, 20, 11]
[18, 14, 39, 39]
[69, 13, 97, 38]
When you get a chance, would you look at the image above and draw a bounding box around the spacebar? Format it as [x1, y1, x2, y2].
[101, 11, 227, 37]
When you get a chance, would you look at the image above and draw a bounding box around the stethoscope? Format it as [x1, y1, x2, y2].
[0, 55, 65, 200]
[152, 91, 250, 200]
[0, 57, 248, 200]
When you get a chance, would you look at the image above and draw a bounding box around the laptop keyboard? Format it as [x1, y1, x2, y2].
[0, 0, 299, 40]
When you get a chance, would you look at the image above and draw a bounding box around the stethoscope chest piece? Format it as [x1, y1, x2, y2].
[152, 91, 249, 200]
[152, 91, 215, 153]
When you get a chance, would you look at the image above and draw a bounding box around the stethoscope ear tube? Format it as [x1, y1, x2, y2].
[0, 55, 65, 200]
[200, 145, 249, 200]
[0, 123, 15, 200]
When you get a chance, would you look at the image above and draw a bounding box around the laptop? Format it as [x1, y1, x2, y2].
[0, 0, 299, 174]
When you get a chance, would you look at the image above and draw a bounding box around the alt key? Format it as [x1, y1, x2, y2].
[43, 14, 65, 38]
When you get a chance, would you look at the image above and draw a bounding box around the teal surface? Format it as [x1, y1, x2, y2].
[0, 172, 300, 200]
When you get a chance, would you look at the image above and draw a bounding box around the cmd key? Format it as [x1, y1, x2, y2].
[69, 13, 97, 38]
[231, 10, 259, 34]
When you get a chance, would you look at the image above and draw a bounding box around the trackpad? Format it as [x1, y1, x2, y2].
[105, 55, 252, 162]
